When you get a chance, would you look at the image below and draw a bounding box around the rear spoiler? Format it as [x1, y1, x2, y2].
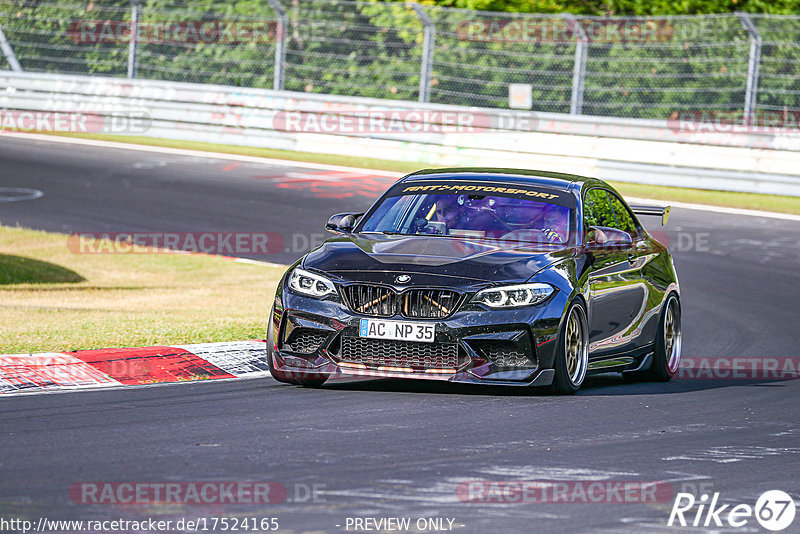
[630, 204, 671, 225]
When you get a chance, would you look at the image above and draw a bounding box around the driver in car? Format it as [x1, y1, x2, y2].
[539, 204, 568, 243]
[433, 195, 463, 228]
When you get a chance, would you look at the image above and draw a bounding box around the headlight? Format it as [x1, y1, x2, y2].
[471, 283, 554, 308]
[288, 268, 336, 298]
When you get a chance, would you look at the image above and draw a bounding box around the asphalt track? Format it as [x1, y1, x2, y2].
[2, 136, 800, 533]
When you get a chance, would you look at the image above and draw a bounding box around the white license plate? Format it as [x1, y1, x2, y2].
[359, 318, 435, 343]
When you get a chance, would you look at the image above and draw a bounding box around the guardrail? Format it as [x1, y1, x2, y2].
[2, 70, 800, 197]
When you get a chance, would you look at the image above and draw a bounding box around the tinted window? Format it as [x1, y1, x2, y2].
[607, 193, 638, 235]
[583, 189, 616, 229]
[359, 192, 572, 244]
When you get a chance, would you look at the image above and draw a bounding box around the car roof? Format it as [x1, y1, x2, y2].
[400, 168, 607, 192]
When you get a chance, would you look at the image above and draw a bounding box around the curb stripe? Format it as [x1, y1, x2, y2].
[173, 341, 270, 378]
[68, 346, 236, 385]
[0, 353, 120, 394]
[0, 341, 269, 396]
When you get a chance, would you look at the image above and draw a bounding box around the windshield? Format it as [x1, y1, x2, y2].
[358, 182, 574, 245]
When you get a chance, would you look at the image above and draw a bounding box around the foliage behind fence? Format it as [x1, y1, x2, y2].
[1, 0, 798, 122]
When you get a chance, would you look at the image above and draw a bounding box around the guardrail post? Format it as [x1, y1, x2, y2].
[737, 12, 762, 125]
[0, 25, 22, 72]
[265, 0, 287, 91]
[127, 0, 141, 79]
[411, 4, 435, 103]
[568, 15, 587, 115]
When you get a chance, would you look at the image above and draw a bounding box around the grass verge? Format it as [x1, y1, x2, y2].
[0, 225, 285, 353]
[34, 132, 800, 216]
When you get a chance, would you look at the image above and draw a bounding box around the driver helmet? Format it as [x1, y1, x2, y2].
[540, 204, 567, 242]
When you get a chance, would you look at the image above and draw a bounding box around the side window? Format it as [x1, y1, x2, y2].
[607, 193, 638, 236]
[583, 189, 616, 229]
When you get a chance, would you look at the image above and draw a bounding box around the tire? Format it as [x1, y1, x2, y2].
[267, 311, 329, 388]
[640, 293, 681, 382]
[552, 300, 589, 395]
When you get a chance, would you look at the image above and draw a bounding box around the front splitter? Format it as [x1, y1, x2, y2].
[279, 358, 555, 387]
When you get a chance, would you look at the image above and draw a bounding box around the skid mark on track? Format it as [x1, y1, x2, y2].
[458, 423, 711, 454]
[771, 426, 800, 437]
[0, 187, 43, 203]
[324, 477, 569, 520]
[664, 445, 800, 463]
[477, 466, 639, 480]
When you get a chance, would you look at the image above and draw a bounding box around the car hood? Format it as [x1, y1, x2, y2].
[302, 234, 571, 286]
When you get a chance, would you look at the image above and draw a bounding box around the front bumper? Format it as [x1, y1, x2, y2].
[269, 287, 567, 387]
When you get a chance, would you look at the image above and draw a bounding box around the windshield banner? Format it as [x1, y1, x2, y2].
[391, 180, 576, 208]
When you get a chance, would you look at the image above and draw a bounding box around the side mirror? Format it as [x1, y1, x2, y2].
[325, 212, 362, 234]
[584, 226, 632, 252]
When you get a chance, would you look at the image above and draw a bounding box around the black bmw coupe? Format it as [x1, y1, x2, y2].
[268, 168, 681, 394]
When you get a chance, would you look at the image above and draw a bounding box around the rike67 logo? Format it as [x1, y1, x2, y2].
[668, 490, 796, 531]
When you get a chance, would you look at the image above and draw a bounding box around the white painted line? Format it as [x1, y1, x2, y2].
[5, 132, 799, 221]
[234, 257, 287, 268]
[146, 247, 287, 268]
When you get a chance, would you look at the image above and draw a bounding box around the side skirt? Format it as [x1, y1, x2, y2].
[588, 344, 654, 375]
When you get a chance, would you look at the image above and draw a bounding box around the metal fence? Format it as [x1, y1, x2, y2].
[1, 1, 799, 122]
